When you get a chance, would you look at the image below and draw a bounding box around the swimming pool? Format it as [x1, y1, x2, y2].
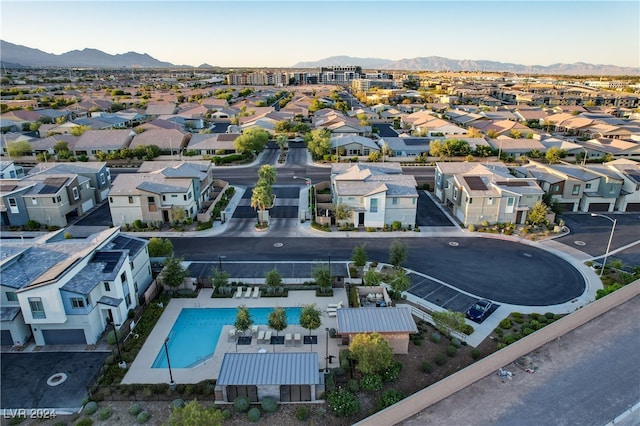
[152, 307, 302, 368]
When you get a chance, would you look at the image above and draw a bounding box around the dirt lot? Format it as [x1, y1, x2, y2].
[5, 319, 495, 426]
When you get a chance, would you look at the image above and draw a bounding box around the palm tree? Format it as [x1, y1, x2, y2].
[250, 183, 273, 227]
[258, 164, 277, 187]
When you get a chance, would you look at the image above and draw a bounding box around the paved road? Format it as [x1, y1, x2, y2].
[402, 295, 640, 426]
[170, 236, 585, 306]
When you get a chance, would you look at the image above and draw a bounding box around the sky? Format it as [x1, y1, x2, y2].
[1, 1, 639, 69]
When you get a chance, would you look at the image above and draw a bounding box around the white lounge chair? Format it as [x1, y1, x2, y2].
[285, 333, 293, 346]
[235, 287, 243, 298]
[327, 301, 343, 309]
[327, 311, 337, 317]
[228, 328, 236, 342]
[257, 330, 265, 343]
[294, 333, 302, 346]
[244, 287, 252, 298]
[264, 331, 272, 344]
[251, 325, 259, 337]
[252, 286, 260, 298]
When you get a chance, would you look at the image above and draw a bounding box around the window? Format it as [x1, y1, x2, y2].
[552, 185, 560, 192]
[70, 297, 85, 309]
[392, 198, 398, 205]
[585, 183, 592, 189]
[148, 196, 156, 212]
[171, 194, 177, 198]
[28, 297, 45, 319]
[128, 196, 133, 204]
[453, 187, 459, 201]
[370, 198, 378, 213]
[125, 294, 131, 308]
[31, 197, 37, 205]
[488, 197, 494, 205]
[6, 291, 17, 302]
[183, 195, 187, 201]
[572, 184, 580, 195]
[72, 187, 79, 200]
[8, 198, 16, 207]
[507, 198, 514, 206]
[109, 197, 113, 203]
[57, 195, 61, 202]
[100, 173, 106, 184]
[104, 282, 110, 292]
[134, 281, 139, 292]
[120, 272, 127, 284]
[412, 198, 416, 205]
[52, 197, 57, 203]
[468, 197, 473, 204]
[188, 192, 192, 199]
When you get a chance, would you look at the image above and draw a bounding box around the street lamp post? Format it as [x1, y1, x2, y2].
[293, 176, 313, 220]
[218, 255, 227, 272]
[590, 213, 617, 277]
[325, 327, 330, 372]
[164, 337, 175, 387]
[109, 320, 122, 362]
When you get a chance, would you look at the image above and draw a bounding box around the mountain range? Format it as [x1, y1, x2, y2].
[2, 40, 637, 75]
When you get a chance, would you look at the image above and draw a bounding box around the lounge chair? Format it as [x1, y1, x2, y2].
[244, 287, 252, 298]
[264, 331, 272, 344]
[327, 301, 343, 309]
[252, 286, 260, 298]
[327, 311, 337, 317]
[235, 287, 243, 298]
[257, 330, 265, 343]
[285, 333, 293, 346]
[228, 328, 236, 342]
[251, 325, 259, 337]
[294, 333, 302, 346]
[326, 307, 337, 313]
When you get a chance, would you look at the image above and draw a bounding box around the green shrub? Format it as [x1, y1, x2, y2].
[511, 312, 524, 323]
[421, 361, 433, 373]
[295, 405, 310, 421]
[503, 334, 516, 345]
[347, 379, 359, 393]
[234, 396, 250, 412]
[545, 312, 555, 319]
[446, 345, 457, 357]
[434, 352, 446, 365]
[523, 327, 534, 336]
[499, 318, 512, 329]
[84, 401, 98, 415]
[75, 419, 93, 426]
[136, 411, 151, 424]
[430, 332, 441, 343]
[450, 337, 461, 348]
[261, 396, 278, 413]
[378, 389, 404, 409]
[381, 361, 402, 382]
[360, 374, 383, 391]
[494, 327, 503, 336]
[128, 403, 143, 416]
[247, 407, 261, 422]
[170, 399, 185, 411]
[328, 388, 360, 417]
[471, 349, 481, 360]
[468, 224, 476, 232]
[332, 367, 346, 378]
[98, 407, 112, 420]
[222, 409, 232, 419]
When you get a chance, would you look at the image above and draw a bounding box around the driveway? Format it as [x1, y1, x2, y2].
[0, 352, 109, 413]
[415, 191, 455, 227]
[233, 186, 300, 219]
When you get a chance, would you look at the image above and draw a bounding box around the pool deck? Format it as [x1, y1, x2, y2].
[122, 289, 346, 384]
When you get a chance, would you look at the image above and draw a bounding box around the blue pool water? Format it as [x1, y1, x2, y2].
[152, 307, 302, 368]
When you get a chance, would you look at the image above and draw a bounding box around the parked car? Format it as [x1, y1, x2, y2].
[465, 299, 493, 322]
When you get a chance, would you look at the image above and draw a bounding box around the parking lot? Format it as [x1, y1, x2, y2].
[406, 272, 490, 316]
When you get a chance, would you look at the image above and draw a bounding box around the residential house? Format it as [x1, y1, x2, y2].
[0, 161, 25, 180]
[215, 353, 321, 403]
[108, 168, 199, 226]
[0, 228, 151, 346]
[144, 102, 178, 117]
[581, 138, 640, 161]
[313, 109, 371, 136]
[0, 172, 95, 227]
[28, 161, 111, 202]
[72, 129, 134, 159]
[129, 128, 190, 156]
[186, 133, 240, 156]
[380, 137, 430, 157]
[513, 160, 624, 212]
[435, 162, 544, 226]
[605, 159, 640, 211]
[331, 135, 379, 157]
[331, 163, 418, 228]
[487, 137, 547, 159]
[336, 306, 418, 354]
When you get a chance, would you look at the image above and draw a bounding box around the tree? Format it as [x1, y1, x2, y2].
[265, 268, 282, 295]
[299, 304, 322, 337]
[352, 244, 368, 268]
[147, 237, 173, 257]
[363, 269, 381, 287]
[334, 203, 354, 224]
[167, 399, 223, 426]
[441, 139, 471, 157]
[509, 130, 522, 139]
[389, 268, 411, 295]
[268, 306, 287, 337]
[276, 134, 288, 155]
[431, 310, 468, 337]
[250, 183, 273, 226]
[258, 164, 277, 187]
[171, 206, 187, 223]
[161, 256, 187, 293]
[308, 98, 326, 113]
[381, 142, 393, 160]
[429, 139, 443, 158]
[210, 269, 230, 291]
[388, 240, 408, 269]
[312, 264, 332, 294]
[474, 145, 494, 158]
[305, 128, 332, 160]
[349, 332, 394, 375]
[527, 201, 549, 226]
[70, 125, 91, 136]
[234, 305, 253, 337]
[234, 128, 270, 155]
[274, 120, 291, 133]
[527, 149, 542, 159]
[545, 146, 567, 164]
[6, 140, 32, 157]
[467, 127, 482, 138]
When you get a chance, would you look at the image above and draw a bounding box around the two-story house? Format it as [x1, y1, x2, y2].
[0, 228, 151, 346]
[605, 159, 640, 211]
[28, 162, 111, 203]
[331, 163, 418, 228]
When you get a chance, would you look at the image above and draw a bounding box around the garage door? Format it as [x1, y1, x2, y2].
[1, 330, 13, 346]
[588, 203, 609, 212]
[81, 199, 94, 213]
[280, 385, 311, 402]
[42, 329, 86, 345]
[558, 202, 575, 212]
[626, 203, 640, 212]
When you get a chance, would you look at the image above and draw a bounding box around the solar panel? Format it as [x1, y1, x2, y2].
[0, 184, 17, 192]
[38, 177, 67, 194]
[93, 251, 123, 273]
[497, 181, 529, 187]
[463, 176, 488, 191]
[217, 134, 238, 141]
[403, 139, 429, 146]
